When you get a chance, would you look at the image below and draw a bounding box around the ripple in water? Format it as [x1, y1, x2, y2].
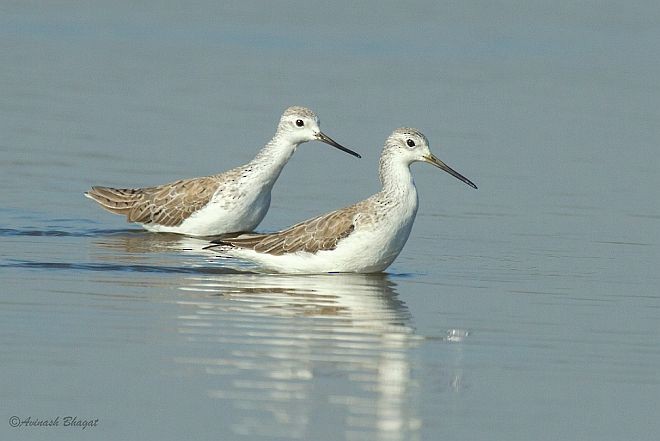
[174, 273, 423, 440]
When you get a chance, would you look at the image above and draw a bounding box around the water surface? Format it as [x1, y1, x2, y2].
[2, 1, 659, 440]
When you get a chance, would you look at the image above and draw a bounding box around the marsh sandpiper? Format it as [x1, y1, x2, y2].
[205, 128, 476, 273]
[85, 106, 361, 236]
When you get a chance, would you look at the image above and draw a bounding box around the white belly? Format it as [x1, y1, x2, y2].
[227, 215, 415, 274]
[142, 189, 271, 236]
[216, 183, 420, 273]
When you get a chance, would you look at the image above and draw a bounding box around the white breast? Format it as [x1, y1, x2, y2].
[143, 186, 272, 236]
[224, 187, 419, 273]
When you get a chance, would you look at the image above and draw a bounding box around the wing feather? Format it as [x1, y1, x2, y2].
[210, 205, 360, 255]
[86, 177, 221, 226]
[127, 177, 220, 226]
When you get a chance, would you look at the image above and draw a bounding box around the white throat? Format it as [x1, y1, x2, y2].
[379, 153, 417, 198]
[247, 132, 299, 186]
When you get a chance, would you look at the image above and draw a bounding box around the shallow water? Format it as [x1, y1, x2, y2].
[2, 1, 660, 440]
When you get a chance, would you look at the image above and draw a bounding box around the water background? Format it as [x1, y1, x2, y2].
[1, 1, 659, 440]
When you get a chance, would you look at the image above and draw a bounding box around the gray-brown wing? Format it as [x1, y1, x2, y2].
[87, 177, 221, 227]
[85, 186, 143, 215]
[213, 205, 360, 255]
[127, 177, 221, 226]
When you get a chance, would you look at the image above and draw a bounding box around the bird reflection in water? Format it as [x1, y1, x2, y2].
[90, 230, 246, 273]
[175, 273, 422, 441]
[91, 230, 209, 255]
[89, 230, 467, 439]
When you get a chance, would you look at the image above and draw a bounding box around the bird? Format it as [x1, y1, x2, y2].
[204, 128, 477, 273]
[84, 106, 361, 237]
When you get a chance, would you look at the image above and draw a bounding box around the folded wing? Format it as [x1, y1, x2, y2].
[209, 205, 359, 255]
[85, 177, 220, 227]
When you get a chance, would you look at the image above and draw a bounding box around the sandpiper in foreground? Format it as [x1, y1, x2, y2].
[205, 128, 477, 273]
[85, 106, 361, 236]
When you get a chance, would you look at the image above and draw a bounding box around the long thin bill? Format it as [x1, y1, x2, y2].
[424, 154, 478, 189]
[316, 132, 362, 158]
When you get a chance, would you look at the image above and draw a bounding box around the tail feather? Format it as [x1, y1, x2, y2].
[84, 186, 142, 215]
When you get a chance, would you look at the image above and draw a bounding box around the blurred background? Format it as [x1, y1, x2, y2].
[1, 1, 659, 440]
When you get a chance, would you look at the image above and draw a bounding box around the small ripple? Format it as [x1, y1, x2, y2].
[595, 240, 651, 247]
[172, 273, 422, 439]
[0, 259, 247, 275]
[387, 272, 418, 279]
[0, 227, 144, 238]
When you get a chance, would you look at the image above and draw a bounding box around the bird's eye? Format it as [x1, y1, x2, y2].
[296, 119, 304, 127]
[406, 139, 415, 147]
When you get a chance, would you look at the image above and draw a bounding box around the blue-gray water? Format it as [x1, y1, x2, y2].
[2, 2, 659, 440]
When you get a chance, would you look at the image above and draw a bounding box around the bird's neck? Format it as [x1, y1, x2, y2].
[379, 154, 416, 196]
[378, 154, 419, 217]
[247, 134, 298, 185]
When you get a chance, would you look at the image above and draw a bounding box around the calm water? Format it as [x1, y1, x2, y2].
[2, 1, 660, 440]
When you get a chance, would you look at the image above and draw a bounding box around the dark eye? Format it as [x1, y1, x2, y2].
[296, 119, 304, 127]
[406, 139, 415, 147]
